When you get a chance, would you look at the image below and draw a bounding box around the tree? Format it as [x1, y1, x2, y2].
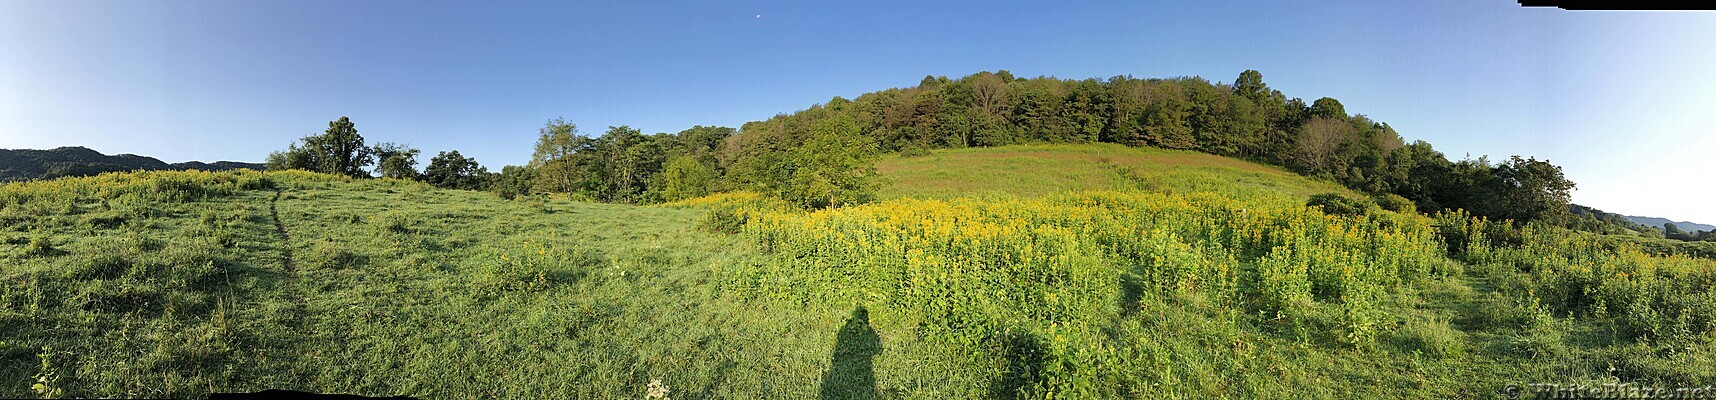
[1664, 223, 1690, 240]
[969, 72, 1011, 117]
[653, 154, 717, 202]
[490, 165, 536, 200]
[676, 125, 736, 161]
[1293, 117, 1347, 174]
[531, 118, 593, 194]
[1233, 69, 1269, 100]
[1485, 156, 1576, 223]
[1011, 78, 1071, 142]
[1137, 83, 1195, 149]
[783, 115, 883, 208]
[423, 150, 489, 190]
[1310, 97, 1347, 120]
[598, 126, 663, 203]
[265, 143, 315, 172]
[311, 116, 374, 177]
[1062, 78, 1110, 144]
[372, 142, 420, 179]
[265, 116, 374, 178]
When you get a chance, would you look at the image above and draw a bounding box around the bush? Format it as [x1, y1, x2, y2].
[1306, 192, 1371, 218]
[898, 145, 931, 157]
[1516, 303, 1564, 358]
[1373, 193, 1416, 214]
[698, 205, 749, 235]
[1392, 316, 1464, 359]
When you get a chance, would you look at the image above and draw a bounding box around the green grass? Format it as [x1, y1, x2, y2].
[1, 149, 1713, 398]
[876, 143, 1355, 201]
[0, 172, 850, 398]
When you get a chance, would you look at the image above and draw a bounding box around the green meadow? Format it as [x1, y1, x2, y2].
[3, 145, 1714, 398]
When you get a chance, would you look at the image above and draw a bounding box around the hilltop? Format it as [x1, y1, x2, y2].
[0, 146, 263, 182]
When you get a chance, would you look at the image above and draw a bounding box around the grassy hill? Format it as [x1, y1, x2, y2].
[877, 143, 1354, 200]
[4, 149, 1715, 398]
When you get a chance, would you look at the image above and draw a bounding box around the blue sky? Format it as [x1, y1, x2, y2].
[2, 0, 1713, 223]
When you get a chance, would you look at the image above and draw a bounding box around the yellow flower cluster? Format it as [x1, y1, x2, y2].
[739, 189, 1453, 344]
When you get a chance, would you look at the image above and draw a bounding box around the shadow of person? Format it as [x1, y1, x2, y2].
[819, 306, 882, 400]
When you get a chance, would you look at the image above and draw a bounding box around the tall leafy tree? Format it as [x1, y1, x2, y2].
[598, 126, 658, 203]
[784, 115, 883, 208]
[423, 150, 489, 190]
[531, 118, 598, 194]
[372, 142, 420, 179]
[675, 125, 736, 161]
[490, 165, 536, 200]
[265, 116, 374, 178]
[1233, 69, 1269, 100]
[1486, 155, 1577, 223]
[1138, 84, 1195, 149]
[653, 154, 717, 202]
[312, 116, 374, 177]
[1309, 97, 1347, 120]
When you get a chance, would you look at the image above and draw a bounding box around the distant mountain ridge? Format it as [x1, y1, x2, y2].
[1624, 215, 1716, 233]
[0, 146, 264, 182]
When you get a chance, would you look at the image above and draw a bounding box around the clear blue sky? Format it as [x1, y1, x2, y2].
[3, 0, 1713, 223]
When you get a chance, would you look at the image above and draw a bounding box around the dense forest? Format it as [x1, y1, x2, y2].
[263, 70, 1709, 240]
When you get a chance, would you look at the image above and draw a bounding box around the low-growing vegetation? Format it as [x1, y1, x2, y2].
[3, 147, 1715, 398]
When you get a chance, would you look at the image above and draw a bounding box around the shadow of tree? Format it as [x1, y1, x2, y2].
[819, 306, 882, 400]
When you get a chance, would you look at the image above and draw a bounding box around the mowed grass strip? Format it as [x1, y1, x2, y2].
[877, 143, 1354, 200]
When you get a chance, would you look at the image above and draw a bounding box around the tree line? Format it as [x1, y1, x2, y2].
[265, 70, 1638, 232]
[710, 70, 1586, 225]
[264, 116, 494, 191]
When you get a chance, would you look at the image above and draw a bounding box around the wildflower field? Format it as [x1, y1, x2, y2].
[2, 145, 1714, 398]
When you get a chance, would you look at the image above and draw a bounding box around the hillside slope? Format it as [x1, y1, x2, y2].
[877, 143, 1354, 201]
[0, 146, 264, 182]
[5, 168, 1715, 398]
[0, 170, 831, 397]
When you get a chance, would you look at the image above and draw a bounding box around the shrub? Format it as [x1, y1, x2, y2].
[898, 145, 931, 157]
[1392, 316, 1465, 359]
[698, 205, 749, 235]
[1373, 193, 1416, 214]
[1516, 301, 1564, 358]
[1306, 192, 1371, 218]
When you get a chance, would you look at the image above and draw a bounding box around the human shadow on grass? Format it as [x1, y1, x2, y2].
[819, 306, 882, 400]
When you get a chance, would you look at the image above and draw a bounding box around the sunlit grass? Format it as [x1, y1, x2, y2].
[2, 160, 1714, 398]
[876, 143, 1355, 200]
